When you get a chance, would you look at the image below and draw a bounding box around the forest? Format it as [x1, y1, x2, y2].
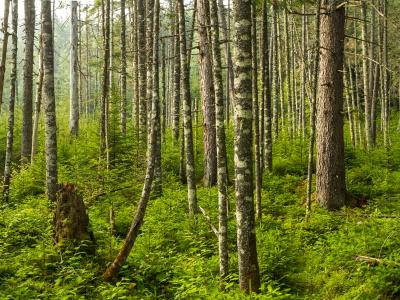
[0, 0, 400, 298]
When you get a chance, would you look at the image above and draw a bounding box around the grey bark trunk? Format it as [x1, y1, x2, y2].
[70, 0, 79, 136]
[42, 0, 58, 202]
[178, 0, 198, 215]
[209, 0, 229, 281]
[21, 0, 35, 160]
[120, 0, 127, 135]
[0, 0, 10, 111]
[233, 0, 260, 293]
[3, 0, 18, 201]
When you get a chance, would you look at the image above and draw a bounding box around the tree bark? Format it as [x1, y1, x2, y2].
[209, 0, 229, 281]
[316, 0, 346, 210]
[120, 0, 127, 135]
[0, 0, 11, 111]
[178, 0, 197, 215]
[250, 1, 261, 221]
[42, 0, 58, 202]
[70, 0, 79, 136]
[3, 0, 18, 201]
[305, 0, 321, 218]
[361, 0, 371, 149]
[21, 0, 35, 160]
[261, 0, 272, 172]
[31, 25, 44, 163]
[233, 0, 260, 293]
[198, 0, 217, 187]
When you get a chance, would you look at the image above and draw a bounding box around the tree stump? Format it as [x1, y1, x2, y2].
[53, 183, 95, 253]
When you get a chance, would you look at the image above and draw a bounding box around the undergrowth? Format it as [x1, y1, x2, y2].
[0, 111, 400, 299]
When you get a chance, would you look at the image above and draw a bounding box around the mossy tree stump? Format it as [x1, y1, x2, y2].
[53, 183, 95, 253]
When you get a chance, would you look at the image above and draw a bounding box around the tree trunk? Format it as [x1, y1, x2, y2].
[271, 0, 279, 140]
[21, 0, 35, 160]
[361, 0, 371, 149]
[250, 1, 261, 221]
[103, 0, 160, 281]
[42, 0, 58, 202]
[305, 0, 321, 218]
[172, 9, 181, 143]
[232, 0, 260, 293]
[209, 0, 229, 281]
[3, 0, 18, 201]
[138, 0, 147, 143]
[0, 0, 11, 111]
[261, 0, 272, 172]
[120, 0, 127, 135]
[31, 25, 44, 163]
[198, 0, 217, 187]
[101, 0, 111, 166]
[316, 0, 346, 210]
[70, 0, 79, 136]
[178, 0, 197, 215]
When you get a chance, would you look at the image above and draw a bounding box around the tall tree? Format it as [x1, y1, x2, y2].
[178, 0, 197, 215]
[233, 0, 260, 293]
[21, 0, 35, 160]
[209, 0, 228, 280]
[198, 0, 217, 187]
[0, 0, 11, 111]
[138, 0, 147, 142]
[316, 0, 346, 210]
[271, 0, 279, 140]
[42, 0, 58, 202]
[101, 0, 110, 165]
[120, 0, 127, 135]
[103, 0, 160, 280]
[305, 0, 321, 218]
[251, 0, 261, 220]
[172, 7, 181, 143]
[262, 0, 272, 172]
[3, 0, 18, 201]
[361, 0, 371, 149]
[31, 25, 44, 163]
[70, 0, 79, 136]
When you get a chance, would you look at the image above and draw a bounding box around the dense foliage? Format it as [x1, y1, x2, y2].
[1, 108, 399, 299]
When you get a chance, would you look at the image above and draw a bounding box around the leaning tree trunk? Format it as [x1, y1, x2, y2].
[233, 0, 260, 293]
[316, 0, 346, 210]
[198, 0, 217, 187]
[42, 0, 58, 202]
[21, 0, 35, 160]
[70, 0, 79, 136]
[209, 0, 228, 281]
[0, 0, 11, 111]
[103, 0, 160, 281]
[3, 0, 18, 201]
[178, 0, 197, 215]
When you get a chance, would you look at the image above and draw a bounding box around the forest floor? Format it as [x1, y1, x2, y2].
[1, 113, 400, 299]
